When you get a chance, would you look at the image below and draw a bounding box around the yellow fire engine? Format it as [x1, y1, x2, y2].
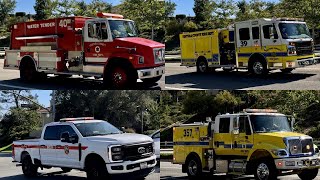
[173, 109, 320, 180]
[180, 18, 320, 75]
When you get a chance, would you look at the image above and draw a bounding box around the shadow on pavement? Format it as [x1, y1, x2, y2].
[0, 153, 12, 157]
[165, 70, 316, 90]
[0, 76, 162, 90]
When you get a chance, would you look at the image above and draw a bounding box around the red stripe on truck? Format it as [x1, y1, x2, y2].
[12, 144, 87, 150]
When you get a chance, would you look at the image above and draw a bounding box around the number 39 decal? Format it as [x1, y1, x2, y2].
[240, 41, 248, 47]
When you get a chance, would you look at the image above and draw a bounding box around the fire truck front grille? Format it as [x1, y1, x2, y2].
[295, 41, 314, 56]
[123, 143, 153, 161]
[154, 48, 165, 64]
[288, 138, 314, 155]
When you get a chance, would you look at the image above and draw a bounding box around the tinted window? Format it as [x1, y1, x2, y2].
[252, 27, 260, 39]
[239, 116, 251, 133]
[44, 125, 77, 140]
[263, 25, 278, 39]
[219, 118, 230, 133]
[44, 126, 60, 140]
[239, 28, 250, 40]
[75, 121, 121, 137]
[152, 132, 160, 139]
[59, 125, 77, 138]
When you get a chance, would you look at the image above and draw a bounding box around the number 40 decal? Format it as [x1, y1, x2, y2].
[59, 19, 71, 28]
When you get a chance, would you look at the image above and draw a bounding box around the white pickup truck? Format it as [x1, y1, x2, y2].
[12, 117, 157, 179]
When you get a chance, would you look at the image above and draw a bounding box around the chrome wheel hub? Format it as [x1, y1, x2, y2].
[253, 62, 264, 75]
[257, 163, 269, 180]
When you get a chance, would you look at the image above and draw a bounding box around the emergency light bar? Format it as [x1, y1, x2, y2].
[60, 117, 94, 122]
[243, 109, 278, 113]
[272, 17, 304, 22]
[96, 12, 124, 19]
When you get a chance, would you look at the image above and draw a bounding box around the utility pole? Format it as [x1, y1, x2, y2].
[51, 90, 56, 122]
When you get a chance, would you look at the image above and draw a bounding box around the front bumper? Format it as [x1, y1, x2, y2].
[286, 57, 320, 68]
[106, 155, 157, 174]
[137, 65, 165, 79]
[275, 156, 320, 170]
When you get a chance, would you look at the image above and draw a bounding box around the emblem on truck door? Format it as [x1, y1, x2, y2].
[138, 147, 146, 154]
[64, 145, 69, 154]
[95, 46, 101, 53]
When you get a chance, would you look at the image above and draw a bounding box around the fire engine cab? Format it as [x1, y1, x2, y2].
[4, 13, 165, 88]
[173, 109, 320, 180]
[180, 18, 320, 75]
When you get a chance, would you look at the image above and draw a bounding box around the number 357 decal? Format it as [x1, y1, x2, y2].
[183, 129, 192, 137]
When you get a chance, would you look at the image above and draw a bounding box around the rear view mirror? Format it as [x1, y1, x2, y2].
[60, 132, 70, 143]
[269, 26, 275, 39]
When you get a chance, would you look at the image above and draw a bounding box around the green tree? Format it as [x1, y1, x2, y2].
[34, 0, 50, 20]
[54, 0, 76, 17]
[87, 0, 112, 17]
[74, 0, 88, 16]
[212, 0, 237, 28]
[193, 0, 212, 28]
[0, 0, 16, 37]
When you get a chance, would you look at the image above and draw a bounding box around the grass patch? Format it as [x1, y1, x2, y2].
[160, 153, 173, 160]
[0, 144, 12, 152]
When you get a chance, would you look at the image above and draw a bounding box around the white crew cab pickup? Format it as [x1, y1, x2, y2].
[12, 117, 157, 179]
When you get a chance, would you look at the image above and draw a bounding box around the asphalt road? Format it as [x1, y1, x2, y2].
[0, 58, 164, 90]
[160, 161, 320, 180]
[165, 63, 320, 90]
[0, 153, 159, 180]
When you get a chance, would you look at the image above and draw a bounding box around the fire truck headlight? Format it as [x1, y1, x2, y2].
[138, 56, 144, 64]
[287, 46, 297, 55]
[271, 149, 288, 157]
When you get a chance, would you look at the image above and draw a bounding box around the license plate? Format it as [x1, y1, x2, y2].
[140, 162, 148, 169]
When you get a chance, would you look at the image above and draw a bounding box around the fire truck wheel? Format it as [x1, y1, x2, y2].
[280, 68, 294, 73]
[253, 160, 277, 180]
[142, 76, 162, 85]
[106, 65, 137, 89]
[20, 61, 37, 82]
[298, 168, 319, 180]
[61, 167, 72, 173]
[22, 155, 38, 177]
[186, 155, 202, 178]
[249, 60, 268, 76]
[196, 59, 208, 73]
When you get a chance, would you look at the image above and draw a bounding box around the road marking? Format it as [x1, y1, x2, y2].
[0, 83, 35, 90]
[165, 86, 207, 90]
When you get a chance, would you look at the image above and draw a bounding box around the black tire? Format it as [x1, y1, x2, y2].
[86, 160, 108, 180]
[61, 167, 72, 173]
[280, 68, 294, 73]
[104, 65, 137, 89]
[142, 76, 162, 85]
[21, 155, 38, 177]
[298, 169, 319, 180]
[196, 59, 208, 73]
[185, 155, 202, 179]
[249, 59, 268, 76]
[253, 160, 277, 180]
[20, 61, 37, 82]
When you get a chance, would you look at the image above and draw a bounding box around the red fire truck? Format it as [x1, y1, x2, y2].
[4, 13, 165, 88]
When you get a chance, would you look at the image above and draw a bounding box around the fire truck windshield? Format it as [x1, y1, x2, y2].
[75, 121, 122, 137]
[109, 20, 138, 38]
[279, 23, 311, 39]
[250, 115, 291, 133]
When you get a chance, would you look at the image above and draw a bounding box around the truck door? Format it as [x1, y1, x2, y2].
[55, 125, 81, 168]
[261, 23, 283, 63]
[232, 115, 254, 157]
[214, 116, 234, 155]
[83, 20, 112, 74]
[236, 22, 253, 56]
[40, 126, 60, 166]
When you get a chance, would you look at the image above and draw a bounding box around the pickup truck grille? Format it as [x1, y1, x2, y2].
[288, 138, 314, 155]
[295, 41, 314, 56]
[123, 143, 153, 161]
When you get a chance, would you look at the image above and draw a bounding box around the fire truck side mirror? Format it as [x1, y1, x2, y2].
[291, 117, 295, 131]
[269, 26, 275, 39]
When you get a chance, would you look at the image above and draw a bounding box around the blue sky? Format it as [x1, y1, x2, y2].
[16, 0, 279, 16]
[32, 90, 52, 108]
